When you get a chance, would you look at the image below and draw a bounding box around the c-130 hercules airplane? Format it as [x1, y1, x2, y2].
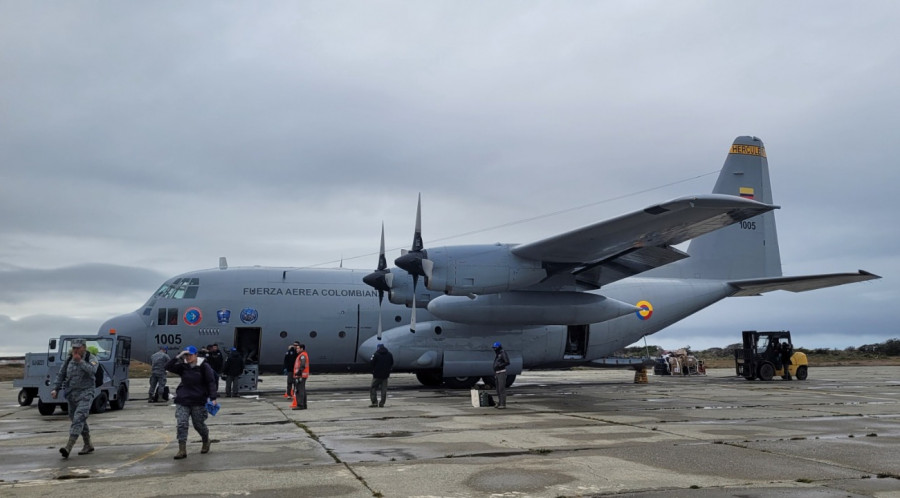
[100, 136, 878, 388]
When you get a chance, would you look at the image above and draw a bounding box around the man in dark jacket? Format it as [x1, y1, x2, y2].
[206, 344, 224, 381]
[492, 342, 510, 409]
[369, 344, 394, 407]
[282, 342, 299, 398]
[223, 347, 245, 397]
[780, 342, 794, 380]
[166, 345, 218, 459]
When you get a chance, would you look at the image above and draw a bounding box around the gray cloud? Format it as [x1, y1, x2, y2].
[0, 2, 896, 355]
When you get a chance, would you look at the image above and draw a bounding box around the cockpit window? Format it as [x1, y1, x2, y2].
[152, 278, 200, 300]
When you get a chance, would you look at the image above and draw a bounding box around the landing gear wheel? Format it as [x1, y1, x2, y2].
[415, 371, 443, 387]
[18, 389, 34, 406]
[442, 376, 480, 389]
[758, 363, 775, 381]
[481, 376, 496, 388]
[795, 365, 808, 381]
[110, 384, 128, 410]
[37, 400, 56, 416]
[504, 374, 516, 388]
[92, 392, 108, 414]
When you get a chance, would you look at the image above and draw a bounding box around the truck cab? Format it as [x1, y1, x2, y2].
[15, 332, 132, 415]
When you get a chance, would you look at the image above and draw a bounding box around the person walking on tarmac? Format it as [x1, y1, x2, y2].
[369, 343, 394, 408]
[223, 347, 245, 397]
[51, 338, 99, 458]
[166, 345, 218, 459]
[492, 342, 510, 409]
[148, 345, 170, 402]
[283, 342, 299, 398]
[292, 343, 310, 410]
[780, 342, 794, 380]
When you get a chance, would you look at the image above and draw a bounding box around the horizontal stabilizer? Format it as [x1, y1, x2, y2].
[728, 270, 880, 297]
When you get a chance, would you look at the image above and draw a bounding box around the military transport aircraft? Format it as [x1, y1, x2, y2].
[99, 136, 878, 388]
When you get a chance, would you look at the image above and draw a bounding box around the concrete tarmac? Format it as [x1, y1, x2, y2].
[1, 366, 899, 497]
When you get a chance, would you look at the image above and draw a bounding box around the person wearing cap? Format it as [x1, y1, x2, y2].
[223, 347, 245, 397]
[492, 342, 510, 409]
[368, 343, 394, 408]
[51, 338, 100, 458]
[148, 345, 171, 403]
[166, 345, 218, 459]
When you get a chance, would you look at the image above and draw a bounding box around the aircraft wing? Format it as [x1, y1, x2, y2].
[511, 195, 777, 279]
[728, 270, 881, 297]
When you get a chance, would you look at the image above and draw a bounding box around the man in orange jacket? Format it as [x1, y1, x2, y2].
[292, 344, 309, 410]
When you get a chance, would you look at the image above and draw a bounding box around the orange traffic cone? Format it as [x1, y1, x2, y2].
[290, 391, 299, 409]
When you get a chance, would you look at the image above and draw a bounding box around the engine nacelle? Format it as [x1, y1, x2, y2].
[424, 244, 547, 295]
[386, 269, 434, 308]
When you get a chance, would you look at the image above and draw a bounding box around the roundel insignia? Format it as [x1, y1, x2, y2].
[635, 300, 653, 321]
[240, 308, 259, 324]
[184, 307, 203, 326]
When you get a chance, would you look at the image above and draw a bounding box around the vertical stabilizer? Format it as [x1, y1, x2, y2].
[654, 136, 782, 280]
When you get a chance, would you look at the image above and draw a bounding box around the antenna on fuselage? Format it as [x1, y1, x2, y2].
[219, 257, 228, 270]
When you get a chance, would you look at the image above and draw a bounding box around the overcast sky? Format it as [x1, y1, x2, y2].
[1, 1, 896, 356]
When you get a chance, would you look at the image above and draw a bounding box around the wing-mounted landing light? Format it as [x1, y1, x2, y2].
[362, 223, 394, 340]
[393, 194, 433, 333]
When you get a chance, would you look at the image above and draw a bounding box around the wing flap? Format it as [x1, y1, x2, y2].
[573, 245, 690, 289]
[511, 194, 777, 264]
[729, 270, 881, 297]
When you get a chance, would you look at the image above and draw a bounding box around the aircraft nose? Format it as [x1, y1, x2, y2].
[98, 311, 145, 336]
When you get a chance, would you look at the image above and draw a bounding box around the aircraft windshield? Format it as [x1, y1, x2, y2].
[61, 337, 114, 361]
[153, 278, 200, 299]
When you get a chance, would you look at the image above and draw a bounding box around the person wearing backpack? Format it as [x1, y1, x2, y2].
[51, 338, 100, 458]
[166, 345, 218, 459]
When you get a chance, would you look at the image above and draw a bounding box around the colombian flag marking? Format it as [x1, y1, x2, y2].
[739, 187, 755, 199]
[636, 300, 653, 321]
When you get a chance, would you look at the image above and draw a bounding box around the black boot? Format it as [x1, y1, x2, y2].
[59, 435, 78, 458]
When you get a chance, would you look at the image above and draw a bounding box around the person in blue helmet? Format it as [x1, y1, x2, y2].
[492, 342, 510, 409]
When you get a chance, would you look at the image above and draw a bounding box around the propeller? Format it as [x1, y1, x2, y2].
[362, 223, 393, 340]
[394, 194, 432, 333]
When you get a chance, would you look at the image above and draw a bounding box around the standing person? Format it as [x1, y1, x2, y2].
[166, 345, 218, 459]
[780, 342, 794, 380]
[223, 347, 245, 397]
[51, 338, 99, 458]
[292, 344, 309, 410]
[148, 345, 170, 403]
[282, 342, 299, 398]
[207, 344, 224, 382]
[369, 343, 394, 408]
[492, 342, 510, 409]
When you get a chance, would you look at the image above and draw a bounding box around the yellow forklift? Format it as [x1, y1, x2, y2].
[734, 330, 808, 381]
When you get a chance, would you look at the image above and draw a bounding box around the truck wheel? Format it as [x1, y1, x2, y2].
[92, 392, 108, 414]
[110, 384, 128, 410]
[37, 400, 56, 416]
[757, 363, 775, 381]
[795, 366, 808, 381]
[18, 389, 35, 406]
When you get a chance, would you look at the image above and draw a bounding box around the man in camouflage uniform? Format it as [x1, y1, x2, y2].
[51, 338, 99, 458]
[148, 345, 171, 402]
